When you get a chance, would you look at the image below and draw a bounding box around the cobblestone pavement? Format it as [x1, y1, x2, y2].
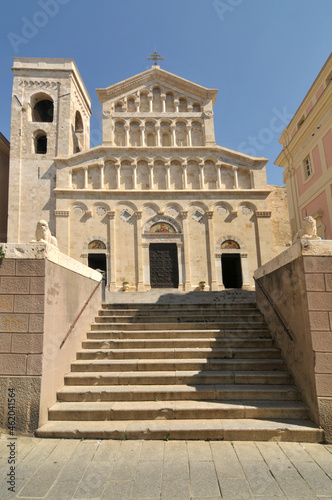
[0, 436, 332, 499]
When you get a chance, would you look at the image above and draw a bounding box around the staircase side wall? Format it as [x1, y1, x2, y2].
[0, 244, 102, 433]
[255, 240, 332, 442]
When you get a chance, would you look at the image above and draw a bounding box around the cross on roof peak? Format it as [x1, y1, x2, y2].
[147, 51, 164, 67]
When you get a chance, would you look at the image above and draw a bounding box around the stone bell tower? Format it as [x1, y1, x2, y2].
[7, 58, 91, 243]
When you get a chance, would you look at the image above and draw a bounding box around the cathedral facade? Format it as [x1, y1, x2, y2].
[7, 57, 290, 291]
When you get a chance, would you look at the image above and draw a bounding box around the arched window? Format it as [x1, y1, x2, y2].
[166, 92, 175, 112]
[179, 98, 188, 112]
[193, 103, 201, 112]
[114, 121, 126, 146]
[127, 98, 136, 112]
[130, 121, 141, 146]
[75, 111, 83, 132]
[32, 97, 54, 122]
[34, 131, 47, 154]
[153, 87, 162, 112]
[140, 92, 149, 112]
[115, 102, 123, 112]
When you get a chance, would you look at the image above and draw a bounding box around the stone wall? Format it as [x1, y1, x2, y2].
[254, 240, 332, 442]
[0, 243, 102, 433]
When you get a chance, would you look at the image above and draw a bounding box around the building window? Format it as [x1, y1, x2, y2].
[303, 155, 313, 180]
[32, 96, 54, 122]
[34, 131, 47, 154]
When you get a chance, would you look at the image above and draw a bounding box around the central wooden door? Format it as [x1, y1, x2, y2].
[149, 243, 179, 288]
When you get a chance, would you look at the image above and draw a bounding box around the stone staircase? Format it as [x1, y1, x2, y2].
[36, 300, 324, 441]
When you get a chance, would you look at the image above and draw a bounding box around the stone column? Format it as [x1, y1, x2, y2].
[166, 162, 171, 190]
[125, 125, 130, 147]
[135, 100, 140, 112]
[206, 211, 218, 290]
[148, 162, 154, 190]
[171, 125, 176, 146]
[254, 211, 273, 267]
[240, 252, 251, 290]
[107, 211, 116, 291]
[115, 163, 121, 190]
[83, 166, 88, 189]
[174, 99, 179, 113]
[156, 124, 161, 147]
[140, 125, 146, 147]
[216, 162, 222, 189]
[180, 211, 192, 291]
[110, 124, 114, 145]
[132, 162, 137, 190]
[148, 94, 153, 112]
[250, 171, 255, 189]
[199, 162, 205, 190]
[233, 166, 239, 189]
[68, 170, 73, 189]
[187, 124, 192, 146]
[55, 211, 70, 255]
[182, 162, 188, 189]
[161, 94, 166, 113]
[100, 163, 105, 189]
[134, 211, 145, 291]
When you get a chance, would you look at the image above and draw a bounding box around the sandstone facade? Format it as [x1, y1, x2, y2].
[7, 58, 291, 291]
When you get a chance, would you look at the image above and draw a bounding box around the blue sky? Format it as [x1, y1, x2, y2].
[0, 0, 331, 185]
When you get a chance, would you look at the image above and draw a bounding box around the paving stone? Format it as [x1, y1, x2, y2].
[101, 480, 134, 500]
[211, 442, 246, 479]
[0, 478, 28, 500]
[19, 460, 64, 497]
[188, 441, 213, 462]
[108, 441, 142, 481]
[16, 439, 60, 479]
[279, 442, 314, 462]
[74, 460, 113, 498]
[190, 461, 221, 498]
[92, 440, 121, 462]
[139, 440, 164, 461]
[302, 443, 332, 478]
[291, 460, 332, 496]
[233, 442, 263, 462]
[46, 479, 81, 500]
[131, 459, 163, 499]
[240, 459, 283, 497]
[218, 477, 253, 500]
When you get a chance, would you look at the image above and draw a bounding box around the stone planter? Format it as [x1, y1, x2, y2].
[198, 282, 206, 291]
[122, 282, 129, 291]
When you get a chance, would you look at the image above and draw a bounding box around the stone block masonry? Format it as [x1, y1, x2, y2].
[0, 243, 102, 433]
[254, 239, 332, 442]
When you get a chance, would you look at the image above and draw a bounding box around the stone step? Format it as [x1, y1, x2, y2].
[102, 303, 258, 310]
[57, 384, 300, 402]
[95, 314, 264, 323]
[47, 400, 310, 421]
[81, 338, 274, 349]
[35, 418, 324, 442]
[104, 290, 257, 305]
[64, 370, 293, 386]
[90, 321, 267, 331]
[70, 358, 286, 372]
[87, 329, 272, 339]
[75, 347, 282, 360]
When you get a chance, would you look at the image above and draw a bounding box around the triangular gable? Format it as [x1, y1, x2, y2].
[96, 66, 218, 104]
